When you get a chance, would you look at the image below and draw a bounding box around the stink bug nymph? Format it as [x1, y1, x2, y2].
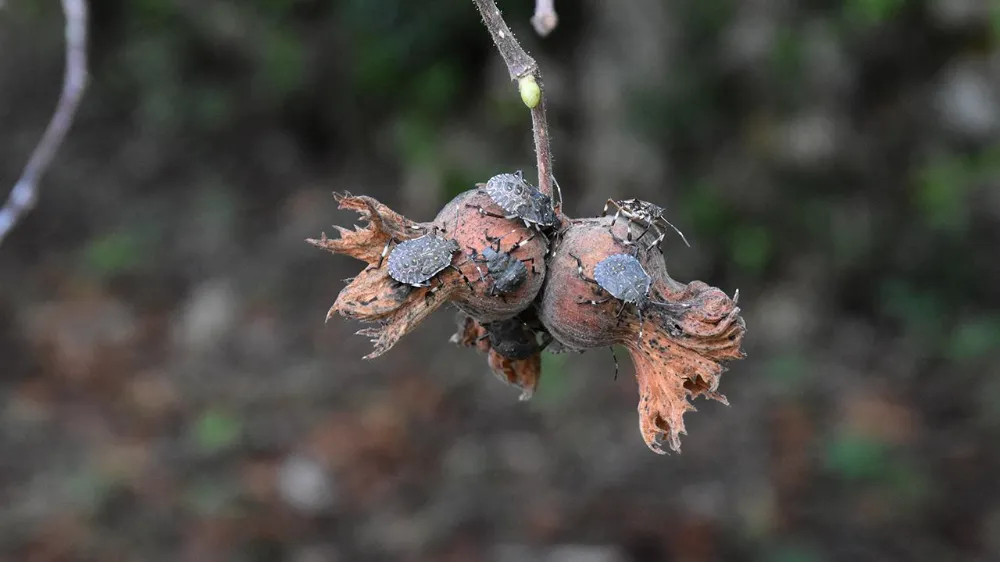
[380, 228, 474, 300]
[570, 251, 690, 340]
[466, 229, 538, 298]
[478, 317, 543, 360]
[602, 198, 690, 250]
[466, 171, 560, 233]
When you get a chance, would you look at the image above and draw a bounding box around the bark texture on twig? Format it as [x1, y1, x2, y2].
[471, 0, 555, 205]
[0, 0, 89, 246]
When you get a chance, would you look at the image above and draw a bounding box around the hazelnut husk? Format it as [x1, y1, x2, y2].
[434, 189, 547, 323]
[539, 217, 745, 453]
[307, 190, 548, 358]
[450, 311, 541, 401]
[310, 190, 747, 455]
[307, 194, 472, 358]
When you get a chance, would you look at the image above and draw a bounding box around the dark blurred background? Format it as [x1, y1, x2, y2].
[2, 0, 999, 561]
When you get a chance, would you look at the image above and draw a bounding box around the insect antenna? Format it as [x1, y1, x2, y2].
[552, 174, 564, 212]
[609, 346, 619, 380]
[660, 216, 691, 248]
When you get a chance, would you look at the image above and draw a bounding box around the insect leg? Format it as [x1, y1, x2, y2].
[463, 247, 488, 283]
[464, 203, 508, 220]
[615, 300, 628, 319]
[611, 207, 623, 228]
[645, 228, 667, 252]
[510, 232, 536, 251]
[634, 222, 654, 245]
[520, 257, 537, 274]
[447, 264, 476, 293]
[637, 307, 645, 340]
[426, 275, 453, 305]
[569, 253, 602, 287]
[609, 346, 619, 381]
[552, 175, 564, 212]
[485, 229, 515, 252]
[538, 230, 551, 255]
[376, 237, 398, 269]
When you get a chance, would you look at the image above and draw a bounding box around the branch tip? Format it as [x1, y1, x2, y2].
[0, 0, 89, 246]
[472, 0, 555, 204]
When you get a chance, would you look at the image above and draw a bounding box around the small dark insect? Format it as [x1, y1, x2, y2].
[466, 230, 538, 298]
[602, 198, 690, 250]
[477, 315, 555, 360]
[380, 229, 474, 299]
[478, 317, 545, 360]
[570, 250, 690, 341]
[466, 171, 561, 233]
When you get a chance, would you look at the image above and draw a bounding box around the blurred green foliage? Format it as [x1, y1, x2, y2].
[193, 408, 243, 454]
[764, 352, 811, 393]
[766, 542, 827, 562]
[914, 145, 1000, 232]
[731, 224, 773, 276]
[946, 316, 1000, 364]
[533, 351, 570, 407]
[824, 431, 891, 481]
[843, 0, 906, 26]
[81, 229, 153, 279]
[823, 430, 931, 509]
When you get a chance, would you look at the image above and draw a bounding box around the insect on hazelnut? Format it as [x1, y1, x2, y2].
[433, 189, 548, 323]
[538, 217, 683, 350]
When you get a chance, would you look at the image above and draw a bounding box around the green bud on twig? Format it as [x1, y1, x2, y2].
[518, 75, 540, 109]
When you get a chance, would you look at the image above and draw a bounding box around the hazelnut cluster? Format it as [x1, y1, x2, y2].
[308, 178, 746, 454]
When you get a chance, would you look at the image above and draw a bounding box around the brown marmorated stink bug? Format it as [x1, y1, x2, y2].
[476, 316, 553, 360]
[570, 249, 691, 341]
[466, 230, 538, 298]
[466, 171, 561, 234]
[380, 229, 474, 299]
[602, 198, 690, 250]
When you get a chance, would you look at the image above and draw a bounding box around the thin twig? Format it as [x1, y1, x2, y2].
[0, 0, 89, 246]
[472, 0, 555, 207]
[531, 0, 558, 37]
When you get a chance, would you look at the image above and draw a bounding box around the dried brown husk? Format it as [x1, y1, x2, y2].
[307, 193, 469, 359]
[539, 217, 746, 454]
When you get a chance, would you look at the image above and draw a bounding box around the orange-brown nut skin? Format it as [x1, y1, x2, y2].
[538, 217, 682, 350]
[434, 189, 548, 323]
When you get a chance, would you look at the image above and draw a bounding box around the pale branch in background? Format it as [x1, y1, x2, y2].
[0, 0, 89, 246]
[531, 0, 558, 37]
[471, 0, 555, 208]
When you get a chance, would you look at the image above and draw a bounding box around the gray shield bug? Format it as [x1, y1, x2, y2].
[467, 171, 561, 233]
[570, 250, 690, 341]
[466, 230, 537, 298]
[380, 229, 474, 299]
[602, 198, 690, 250]
[452, 311, 554, 360]
[479, 317, 544, 360]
